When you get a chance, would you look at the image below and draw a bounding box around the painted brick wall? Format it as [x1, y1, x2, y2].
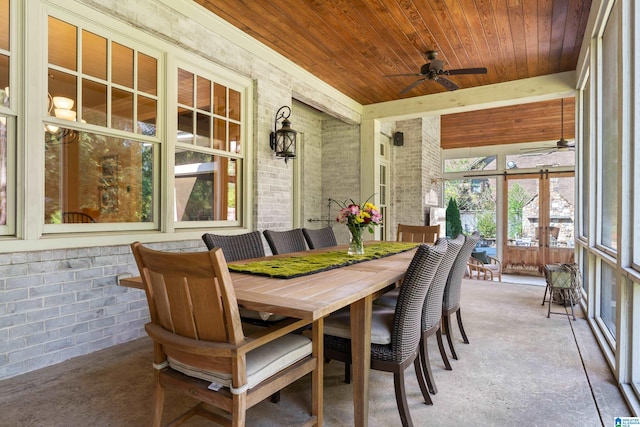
[293, 103, 324, 227]
[0, 240, 201, 380]
[390, 116, 442, 240]
[322, 118, 361, 244]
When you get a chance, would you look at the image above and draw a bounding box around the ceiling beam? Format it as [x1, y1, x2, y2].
[362, 71, 577, 122]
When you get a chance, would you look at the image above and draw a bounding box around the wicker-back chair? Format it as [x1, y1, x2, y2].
[201, 231, 265, 262]
[323, 241, 446, 425]
[376, 235, 463, 399]
[442, 232, 480, 360]
[302, 227, 338, 249]
[263, 229, 307, 255]
[202, 231, 285, 325]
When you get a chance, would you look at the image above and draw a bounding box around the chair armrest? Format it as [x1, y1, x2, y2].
[145, 323, 237, 357]
[487, 256, 502, 268]
[146, 317, 313, 361]
[241, 318, 312, 352]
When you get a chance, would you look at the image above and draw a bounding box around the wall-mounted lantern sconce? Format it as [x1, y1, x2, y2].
[269, 106, 297, 163]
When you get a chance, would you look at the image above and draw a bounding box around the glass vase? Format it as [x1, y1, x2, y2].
[347, 225, 365, 255]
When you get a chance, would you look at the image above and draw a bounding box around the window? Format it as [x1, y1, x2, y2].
[444, 156, 496, 172]
[579, 77, 591, 240]
[175, 68, 243, 223]
[599, 5, 619, 252]
[599, 260, 617, 338]
[44, 15, 159, 225]
[0, 0, 13, 235]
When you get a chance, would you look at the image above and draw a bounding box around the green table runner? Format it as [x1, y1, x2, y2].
[228, 242, 418, 279]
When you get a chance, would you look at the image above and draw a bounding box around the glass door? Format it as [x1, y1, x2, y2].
[503, 171, 574, 275]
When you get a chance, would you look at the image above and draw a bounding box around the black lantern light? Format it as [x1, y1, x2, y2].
[269, 106, 297, 163]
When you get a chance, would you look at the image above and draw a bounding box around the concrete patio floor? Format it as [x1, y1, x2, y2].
[0, 278, 632, 426]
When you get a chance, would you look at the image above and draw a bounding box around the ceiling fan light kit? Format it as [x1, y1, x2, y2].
[385, 50, 487, 94]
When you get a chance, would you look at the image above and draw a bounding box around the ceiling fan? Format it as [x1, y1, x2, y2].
[521, 99, 575, 153]
[385, 50, 487, 94]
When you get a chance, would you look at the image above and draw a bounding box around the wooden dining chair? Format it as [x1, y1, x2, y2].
[302, 227, 338, 249]
[376, 235, 463, 399]
[396, 224, 440, 244]
[130, 242, 318, 427]
[263, 229, 308, 254]
[323, 242, 446, 426]
[62, 211, 95, 223]
[442, 232, 480, 360]
[201, 231, 265, 261]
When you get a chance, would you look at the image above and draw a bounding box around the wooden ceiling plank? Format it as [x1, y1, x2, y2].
[473, 0, 510, 82]
[548, 0, 570, 73]
[560, 0, 589, 71]
[522, 0, 539, 77]
[441, 97, 576, 149]
[436, 0, 485, 87]
[491, 0, 520, 81]
[358, 0, 427, 74]
[506, 0, 531, 80]
[536, 0, 553, 76]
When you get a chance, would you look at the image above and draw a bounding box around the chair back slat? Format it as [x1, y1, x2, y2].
[132, 243, 243, 345]
[302, 227, 338, 249]
[263, 229, 308, 254]
[397, 224, 440, 244]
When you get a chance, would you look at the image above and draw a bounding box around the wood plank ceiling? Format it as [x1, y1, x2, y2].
[194, 0, 591, 106]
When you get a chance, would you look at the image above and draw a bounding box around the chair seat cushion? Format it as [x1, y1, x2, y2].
[471, 250, 489, 264]
[373, 288, 399, 309]
[167, 323, 311, 392]
[324, 306, 395, 345]
[239, 307, 288, 322]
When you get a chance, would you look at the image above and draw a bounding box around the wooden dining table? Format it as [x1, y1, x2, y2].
[120, 242, 417, 427]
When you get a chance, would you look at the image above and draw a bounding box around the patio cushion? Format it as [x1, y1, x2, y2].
[167, 323, 311, 392]
[471, 250, 489, 264]
[324, 306, 395, 345]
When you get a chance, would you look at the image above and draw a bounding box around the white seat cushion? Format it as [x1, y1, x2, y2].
[324, 306, 395, 345]
[167, 323, 311, 392]
[239, 307, 288, 322]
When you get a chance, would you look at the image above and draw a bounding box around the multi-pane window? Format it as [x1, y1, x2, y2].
[0, 0, 10, 231]
[175, 68, 242, 222]
[44, 16, 158, 225]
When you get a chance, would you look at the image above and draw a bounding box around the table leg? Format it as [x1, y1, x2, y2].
[312, 318, 324, 426]
[350, 295, 372, 427]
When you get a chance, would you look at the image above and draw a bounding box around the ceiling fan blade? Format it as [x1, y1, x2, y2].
[435, 77, 459, 91]
[446, 67, 488, 75]
[399, 78, 428, 95]
[385, 73, 424, 77]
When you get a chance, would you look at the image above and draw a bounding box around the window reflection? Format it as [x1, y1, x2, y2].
[174, 150, 237, 222]
[44, 130, 153, 223]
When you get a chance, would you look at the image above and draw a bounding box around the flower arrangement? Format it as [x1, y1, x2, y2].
[333, 196, 382, 255]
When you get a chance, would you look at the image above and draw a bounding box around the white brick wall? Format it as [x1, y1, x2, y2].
[390, 116, 442, 240]
[322, 118, 361, 244]
[0, 240, 201, 380]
